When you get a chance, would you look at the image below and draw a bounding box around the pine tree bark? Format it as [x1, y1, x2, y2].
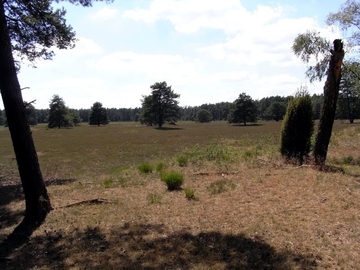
[0, 3, 52, 219]
[313, 39, 345, 167]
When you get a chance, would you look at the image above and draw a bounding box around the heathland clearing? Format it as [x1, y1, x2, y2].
[1, 121, 360, 269]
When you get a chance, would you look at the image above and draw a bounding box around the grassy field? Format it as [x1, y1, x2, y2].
[0, 120, 360, 269]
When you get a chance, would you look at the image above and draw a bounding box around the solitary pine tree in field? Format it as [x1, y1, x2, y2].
[0, 0, 112, 224]
[228, 93, 257, 126]
[48, 95, 73, 129]
[89, 102, 109, 126]
[140, 81, 181, 128]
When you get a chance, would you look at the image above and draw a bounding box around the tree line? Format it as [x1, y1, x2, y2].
[0, 91, 357, 127]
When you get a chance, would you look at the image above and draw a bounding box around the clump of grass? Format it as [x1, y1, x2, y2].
[138, 163, 153, 174]
[208, 179, 236, 195]
[103, 179, 113, 188]
[147, 193, 162, 204]
[184, 188, 198, 201]
[177, 155, 188, 167]
[161, 171, 184, 191]
[242, 149, 256, 160]
[156, 162, 165, 172]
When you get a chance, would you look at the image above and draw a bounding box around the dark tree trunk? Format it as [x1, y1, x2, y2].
[0, 3, 52, 219]
[313, 40, 345, 167]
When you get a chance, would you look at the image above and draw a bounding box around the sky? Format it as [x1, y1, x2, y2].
[8, 0, 348, 109]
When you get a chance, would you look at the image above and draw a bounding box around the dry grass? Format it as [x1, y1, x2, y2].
[1, 120, 360, 269]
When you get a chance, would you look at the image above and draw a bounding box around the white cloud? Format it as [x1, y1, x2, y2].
[93, 51, 203, 85]
[123, 0, 248, 34]
[91, 7, 119, 20]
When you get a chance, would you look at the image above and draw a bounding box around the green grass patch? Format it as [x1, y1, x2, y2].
[156, 162, 165, 172]
[138, 163, 154, 174]
[161, 171, 184, 191]
[103, 178, 113, 188]
[184, 188, 198, 201]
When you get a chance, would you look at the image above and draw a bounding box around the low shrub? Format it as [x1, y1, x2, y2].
[138, 163, 153, 174]
[161, 171, 184, 191]
[177, 155, 188, 167]
[184, 188, 198, 200]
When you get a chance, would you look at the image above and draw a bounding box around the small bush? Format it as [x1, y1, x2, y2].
[280, 91, 314, 164]
[184, 188, 198, 201]
[208, 179, 236, 195]
[156, 162, 165, 172]
[138, 163, 153, 174]
[147, 193, 162, 204]
[177, 155, 188, 167]
[161, 171, 184, 191]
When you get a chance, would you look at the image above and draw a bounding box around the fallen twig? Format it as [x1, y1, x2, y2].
[61, 198, 112, 208]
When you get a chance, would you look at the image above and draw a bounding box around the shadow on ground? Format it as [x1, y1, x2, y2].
[0, 178, 77, 230]
[231, 123, 264, 127]
[0, 222, 317, 269]
[155, 127, 184, 131]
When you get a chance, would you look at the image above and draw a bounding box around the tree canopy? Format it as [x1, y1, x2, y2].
[4, 0, 112, 64]
[196, 109, 212, 123]
[89, 102, 109, 126]
[228, 93, 257, 126]
[140, 81, 181, 128]
[48, 94, 73, 128]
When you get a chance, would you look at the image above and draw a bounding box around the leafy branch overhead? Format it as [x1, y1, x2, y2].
[4, 0, 113, 63]
[292, 0, 360, 82]
[292, 31, 331, 82]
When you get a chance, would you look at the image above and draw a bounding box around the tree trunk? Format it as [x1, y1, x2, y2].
[0, 3, 52, 219]
[313, 39, 345, 167]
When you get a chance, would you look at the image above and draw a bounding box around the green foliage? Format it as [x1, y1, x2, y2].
[138, 163, 153, 174]
[177, 155, 188, 167]
[208, 179, 236, 195]
[228, 93, 257, 126]
[185, 142, 231, 165]
[292, 31, 331, 82]
[326, 0, 360, 47]
[89, 102, 109, 126]
[265, 102, 287, 121]
[196, 109, 212, 123]
[184, 188, 198, 201]
[4, 0, 113, 64]
[337, 61, 360, 123]
[70, 109, 82, 126]
[24, 102, 38, 125]
[47, 94, 74, 129]
[156, 162, 165, 172]
[140, 81, 181, 128]
[161, 171, 184, 191]
[147, 193, 162, 204]
[280, 90, 314, 164]
[103, 179, 113, 188]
